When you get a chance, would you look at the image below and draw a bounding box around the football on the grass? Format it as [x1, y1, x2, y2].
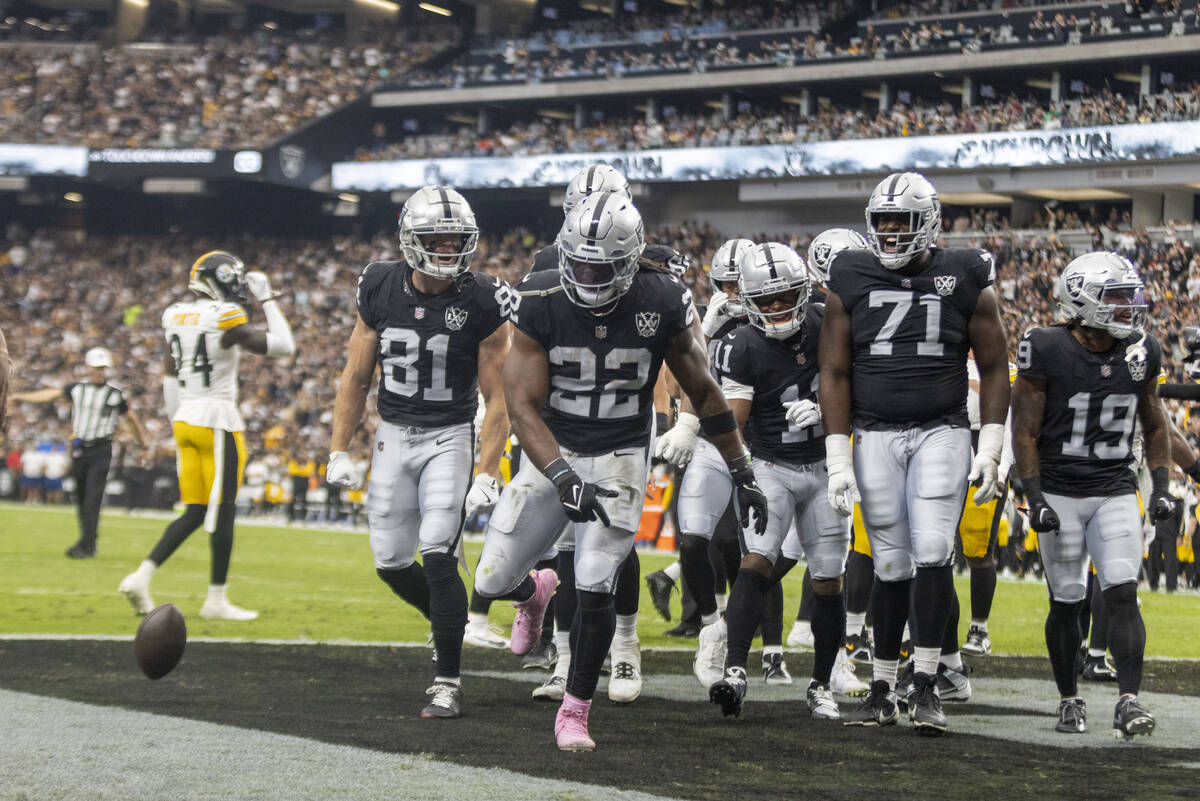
[134, 603, 187, 680]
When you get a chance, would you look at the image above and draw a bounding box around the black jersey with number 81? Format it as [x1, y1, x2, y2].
[357, 260, 510, 428]
[828, 248, 995, 429]
[1017, 325, 1162, 498]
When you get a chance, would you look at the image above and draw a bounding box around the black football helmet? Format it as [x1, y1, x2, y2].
[189, 251, 248, 302]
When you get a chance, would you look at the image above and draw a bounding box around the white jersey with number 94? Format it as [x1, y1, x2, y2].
[162, 299, 247, 432]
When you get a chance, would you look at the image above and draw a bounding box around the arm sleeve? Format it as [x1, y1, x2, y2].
[1159, 383, 1200, 400]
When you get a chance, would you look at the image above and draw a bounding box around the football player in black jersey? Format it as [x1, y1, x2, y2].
[529, 164, 685, 705]
[704, 243, 851, 720]
[820, 172, 1010, 736]
[1011, 252, 1175, 740]
[327, 185, 513, 721]
[473, 192, 767, 751]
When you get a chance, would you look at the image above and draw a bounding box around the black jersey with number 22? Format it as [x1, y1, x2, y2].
[828, 247, 994, 428]
[357, 260, 510, 427]
[1018, 325, 1162, 498]
[513, 266, 693, 454]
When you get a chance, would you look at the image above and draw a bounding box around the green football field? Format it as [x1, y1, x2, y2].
[3, 502, 1199, 657]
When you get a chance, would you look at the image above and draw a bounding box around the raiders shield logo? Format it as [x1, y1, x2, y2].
[445, 306, 469, 331]
[279, 144, 305, 180]
[814, 243, 832, 265]
[1125, 339, 1148, 382]
[933, 275, 957, 296]
[635, 312, 661, 338]
[1065, 274, 1085, 297]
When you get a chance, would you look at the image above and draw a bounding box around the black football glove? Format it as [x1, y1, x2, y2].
[1149, 467, 1179, 524]
[729, 456, 768, 535]
[545, 458, 618, 526]
[1021, 475, 1061, 534]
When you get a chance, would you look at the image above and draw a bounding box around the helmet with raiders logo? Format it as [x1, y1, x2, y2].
[865, 172, 941, 270]
[1058, 251, 1147, 339]
[398, 185, 479, 279]
[737, 242, 811, 340]
[710, 238, 753, 316]
[563, 165, 631, 215]
[807, 228, 868, 284]
[557, 191, 645, 313]
[189, 251, 247, 302]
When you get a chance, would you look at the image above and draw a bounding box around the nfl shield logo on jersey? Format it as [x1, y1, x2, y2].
[415, 306, 425, 320]
[635, 312, 661, 338]
[595, 325, 607, 339]
[445, 306, 469, 331]
[1101, 364, 1112, 377]
[934, 275, 957, 296]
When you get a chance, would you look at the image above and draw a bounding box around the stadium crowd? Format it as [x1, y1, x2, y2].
[0, 30, 450, 147]
[353, 83, 1200, 161]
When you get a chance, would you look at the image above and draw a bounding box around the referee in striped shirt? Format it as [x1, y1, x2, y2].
[12, 347, 146, 558]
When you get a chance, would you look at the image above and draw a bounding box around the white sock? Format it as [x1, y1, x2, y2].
[614, 614, 638, 645]
[467, 611, 488, 627]
[1088, 647, 1106, 658]
[701, 611, 721, 626]
[913, 646, 940, 677]
[971, 619, 989, 632]
[846, 611, 866, 638]
[873, 658, 899, 689]
[434, 675, 461, 686]
[939, 650, 963, 672]
[664, 562, 681, 581]
[791, 620, 811, 635]
[715, 593, 728, 613]
[206, 584, 227, 604]
[133, 560, 157, 583]
[762, 645, 782, 658]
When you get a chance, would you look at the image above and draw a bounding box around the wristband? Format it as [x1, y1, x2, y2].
[1151, 466, 1170, 495]
[726, 451, 753, 481]
[700, 409, 738, 438]
[542, 457, 575, 488]
[655, 412, 671, 434]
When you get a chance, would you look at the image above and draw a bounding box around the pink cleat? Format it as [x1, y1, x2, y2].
[555, 693, 596, 752]
[510, 568, 557, 656]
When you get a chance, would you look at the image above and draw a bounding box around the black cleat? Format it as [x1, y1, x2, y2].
[644, 569, 675, 621]
[1112, 694, 1155, 740]
[908, 672, 948, 736]
[1081, 654, 1118, 682]
[663, 621, 701, 638]
[709, 666, 748, 717]
[1055, 697, 1087, 734]
[420, 681, 463, 719]
[842, 680, 900, 727]
[65, 544, 95, 559]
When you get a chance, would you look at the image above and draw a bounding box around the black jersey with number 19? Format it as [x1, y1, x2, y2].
[513, 266, 694, 454]
[357, 260, 510, 427]
[827, 247, 995, 429]
[1018, 325, 1162, 497]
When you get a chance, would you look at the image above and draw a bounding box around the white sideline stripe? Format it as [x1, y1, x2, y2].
[0, 688, 684, 801]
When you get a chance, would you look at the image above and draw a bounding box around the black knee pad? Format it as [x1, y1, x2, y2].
[1102, 582, 1138, 611]
[422, 552, 458, 579]
[578, 588, 614, 615]
[679, 534, 709, 557]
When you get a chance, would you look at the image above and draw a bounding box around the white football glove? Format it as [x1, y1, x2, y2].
[783, 398, 822, 430]
[245, 271, 274, 302]
[968, 423, 1005, 505]
[326, 451, 360, 490]
[654, 412, 700, 468]
[701, 292, 740, 339]
[464, 473, 500, 518]
[824, 434, 859, 517]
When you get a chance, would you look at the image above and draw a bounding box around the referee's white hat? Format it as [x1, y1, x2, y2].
[85, 347, 113, 368]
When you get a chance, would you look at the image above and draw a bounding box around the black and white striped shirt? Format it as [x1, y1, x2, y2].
[65, 382, 128, 442]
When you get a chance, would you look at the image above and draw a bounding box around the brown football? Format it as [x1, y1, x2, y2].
[133, 603, 187, 680]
